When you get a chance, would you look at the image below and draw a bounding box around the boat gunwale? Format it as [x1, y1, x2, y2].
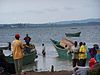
[6, 51, 35, 58]
[65, 32, 81, 35]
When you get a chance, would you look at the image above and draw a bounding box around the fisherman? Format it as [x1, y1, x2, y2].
[24, 34, 31, 46]
[11, 33, 24, 75]
[78, 42, 87, 67]
[24, 34, 32, 54]
[89, 45, 97, 59]
[70, 41, 79, 67]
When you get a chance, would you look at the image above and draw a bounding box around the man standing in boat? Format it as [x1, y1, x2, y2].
[24, 34, 31, 46]
[11, 33, 24, 75]
[24, 34, 32, 53]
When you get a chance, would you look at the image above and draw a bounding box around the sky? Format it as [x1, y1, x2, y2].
[0, 0, 100, 24]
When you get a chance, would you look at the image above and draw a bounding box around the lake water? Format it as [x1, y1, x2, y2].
[0, 25, 100, 71]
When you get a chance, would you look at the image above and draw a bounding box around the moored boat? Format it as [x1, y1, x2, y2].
[65, 32, 81, 37]
[5, 50, 37, 65]
[1, 44, 37, 65]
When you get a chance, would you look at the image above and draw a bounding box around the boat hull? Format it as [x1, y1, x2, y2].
[65, 32, 81, 37]
[50, 39, 71, 59]
[5, 50, 37, 65]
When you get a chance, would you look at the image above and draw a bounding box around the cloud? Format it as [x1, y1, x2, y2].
[25, 10, 45, 14]
[0, 0, 100, 24]
[45, 8, 59, 12]
[63, 7, 75, 10]
[0, 10, 45, 15]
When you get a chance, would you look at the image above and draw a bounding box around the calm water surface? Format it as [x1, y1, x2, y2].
[0, 25, 100, 71]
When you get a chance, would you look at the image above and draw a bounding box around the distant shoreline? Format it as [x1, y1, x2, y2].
[0, 22, 100, 29]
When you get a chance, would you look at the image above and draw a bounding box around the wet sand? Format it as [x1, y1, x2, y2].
[12, 70, 72, 75]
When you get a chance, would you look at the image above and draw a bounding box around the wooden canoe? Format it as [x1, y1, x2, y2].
[2, 44, 38, 65]
[5, 50, 37, 65]
[65, 32, 81, 37]
[50, 39, 72, 59]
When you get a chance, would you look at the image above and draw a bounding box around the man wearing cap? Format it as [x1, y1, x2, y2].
[11, 34, 24, 75]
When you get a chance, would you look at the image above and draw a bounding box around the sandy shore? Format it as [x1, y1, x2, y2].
[12, 70, 72, 75]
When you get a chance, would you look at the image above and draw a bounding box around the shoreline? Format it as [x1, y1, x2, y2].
[12, 70, 72, 75]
